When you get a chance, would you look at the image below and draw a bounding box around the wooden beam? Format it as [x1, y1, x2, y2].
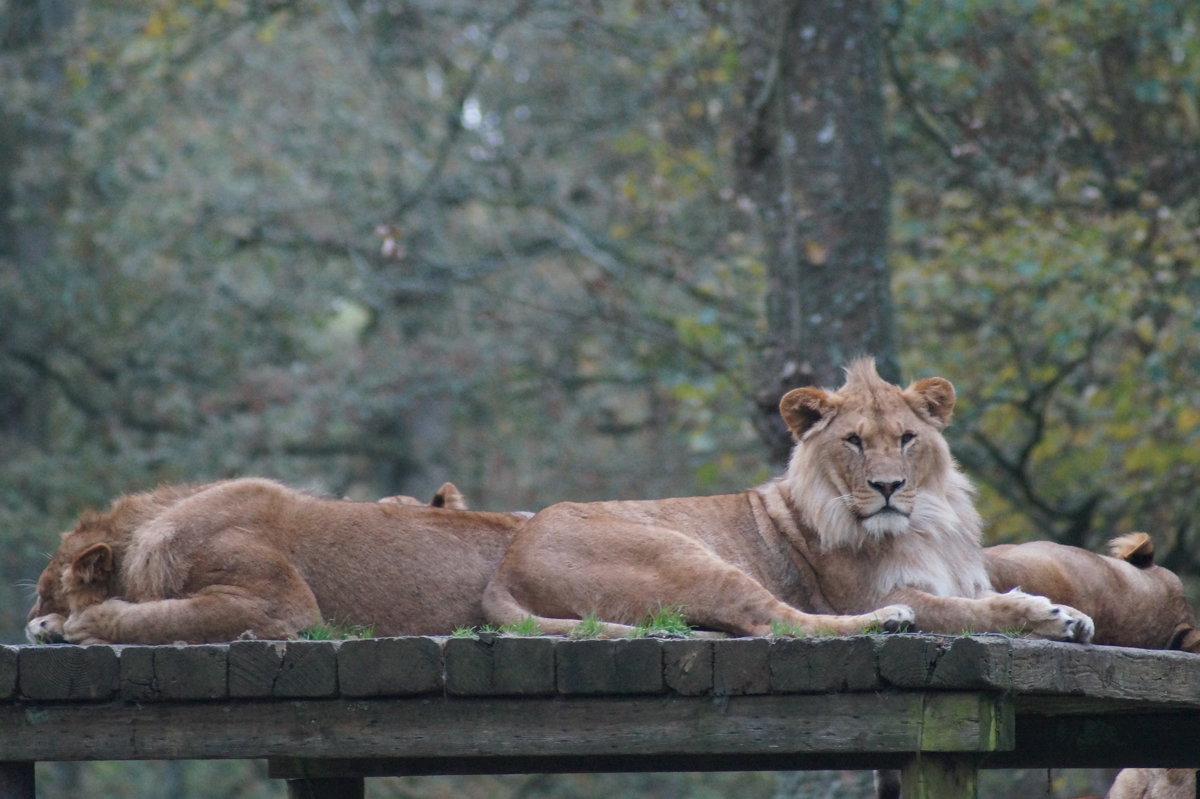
[0, 692, 1007, 763]
[285, 777, 364, 799]
[901, 754, 978, 799]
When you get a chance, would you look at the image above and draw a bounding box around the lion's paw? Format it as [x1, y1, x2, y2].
[25, 613, 66, 644]
[1001, 590, 1094, 643]
[873, 604, 916, 633]
[62, 599, 132, 645]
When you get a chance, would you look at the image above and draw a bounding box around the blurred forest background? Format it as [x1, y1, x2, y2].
[1, 0, 1197, 796]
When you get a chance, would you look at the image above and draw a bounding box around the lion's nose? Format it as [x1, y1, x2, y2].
[869, 479, 905, 499]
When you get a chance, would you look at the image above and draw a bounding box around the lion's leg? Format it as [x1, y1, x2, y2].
[890, 587, 1094, 642]
[692, 566, 913, 636]
[62, 584, 320, 644]
[486, 519, 913, 637]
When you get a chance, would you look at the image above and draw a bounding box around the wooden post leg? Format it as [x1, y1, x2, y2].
[286, 777, 365, 799]
[900, 754, 978, 799]
[0, 762, 35, 799]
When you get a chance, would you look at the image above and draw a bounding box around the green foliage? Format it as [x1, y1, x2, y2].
[568, 612, 606, 640]
[499, 616, 543, 636]
[299, 622, 374, 641]
[632, 605, 694, 638]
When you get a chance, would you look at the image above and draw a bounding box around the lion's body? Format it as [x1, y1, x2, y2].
[986, 533, 1200, 652]
[27, 478, 523, 644]
[484, 360, 1092, 640]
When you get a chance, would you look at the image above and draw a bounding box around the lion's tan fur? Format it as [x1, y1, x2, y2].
[986, 532, 1200, 652]
[484, 360, 1091, 640]
[28, 478, 523, 644]
[1105, 769, 1196, 799]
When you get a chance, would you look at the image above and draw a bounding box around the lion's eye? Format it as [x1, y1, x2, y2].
[901, 432, 916, 447]
[845, 434, 863, 450]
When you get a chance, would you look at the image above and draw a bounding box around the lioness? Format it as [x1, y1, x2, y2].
[484, 359, 1093, 640]
[986, 533, 1200, 652]
[26, 478, 523, 644]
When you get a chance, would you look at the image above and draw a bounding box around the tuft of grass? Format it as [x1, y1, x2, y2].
[450, 623, 502, 638]
[300, 621, 375, 641]
[633, 604, 694, 638]
[500, 616, 543, 636]
[568, 611, 605, 639]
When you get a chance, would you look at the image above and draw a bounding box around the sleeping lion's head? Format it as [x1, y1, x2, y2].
[779, 359, 978, 550]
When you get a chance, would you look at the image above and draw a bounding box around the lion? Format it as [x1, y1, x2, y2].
[26, 478, 524, 645]
[483, 359, 1093, 640]
[986, 533, 1200, 652]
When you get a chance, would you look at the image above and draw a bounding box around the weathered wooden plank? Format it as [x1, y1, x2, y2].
[18, 645, 119, 701]
[555, 639, 663, 694]
[121, 644, 228, 701]
[712, 638, 771, 695]
[272, 641, 339, 698]
[770, 636, 882, 693]
[337, 638, 443, 697]
[0, 692, 1004, 762]
[445, 636, 555, 696]
[0, 647, 17, 700]
[662, 640, 712, 696]
[1008, 641, 1200, 704]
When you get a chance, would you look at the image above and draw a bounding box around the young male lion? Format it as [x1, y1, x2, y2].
[483, 359, 1093, 640]
[26, 478, 524, 644]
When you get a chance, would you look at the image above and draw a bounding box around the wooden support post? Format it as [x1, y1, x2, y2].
[0, 762, 35, 799]
[286, 777, 364, 799]
[900, 754, 978, 799]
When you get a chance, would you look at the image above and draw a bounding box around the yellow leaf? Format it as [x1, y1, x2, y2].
[805, 240, 829, 265]
[144, 9, 166, 37]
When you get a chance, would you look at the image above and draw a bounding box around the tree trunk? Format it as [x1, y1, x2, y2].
[734, 0, 898, 467]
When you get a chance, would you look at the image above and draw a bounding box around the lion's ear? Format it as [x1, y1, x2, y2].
[905, 377, 956, 428]
[70, 543, 114, 584]
[779, 388, 840, 440]
[431, 482, 468, 510]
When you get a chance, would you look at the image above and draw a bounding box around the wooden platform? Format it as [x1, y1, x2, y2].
[2, 634, 1199, 798]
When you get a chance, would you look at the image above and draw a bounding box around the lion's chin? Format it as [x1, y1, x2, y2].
[860, 509, 911, 539]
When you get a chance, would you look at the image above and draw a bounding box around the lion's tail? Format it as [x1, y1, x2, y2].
[481, 579, 639, 638]
[1107, 532, 1155, 569]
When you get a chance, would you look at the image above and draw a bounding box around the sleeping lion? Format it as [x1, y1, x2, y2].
[484, 359, 1094, 640]
[26, 479, 523, 644]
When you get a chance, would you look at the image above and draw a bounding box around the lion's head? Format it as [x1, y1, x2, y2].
[779, 359, 980, 551]
[26, 484, 200, 642]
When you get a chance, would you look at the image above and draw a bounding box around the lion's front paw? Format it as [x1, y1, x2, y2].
[25, 613, 66, 644]
[873, 604, 916, 633]
[1002, 590, 1094, 643]
[1049, 603, 1094, 643]
[62, 600, 132, 645]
